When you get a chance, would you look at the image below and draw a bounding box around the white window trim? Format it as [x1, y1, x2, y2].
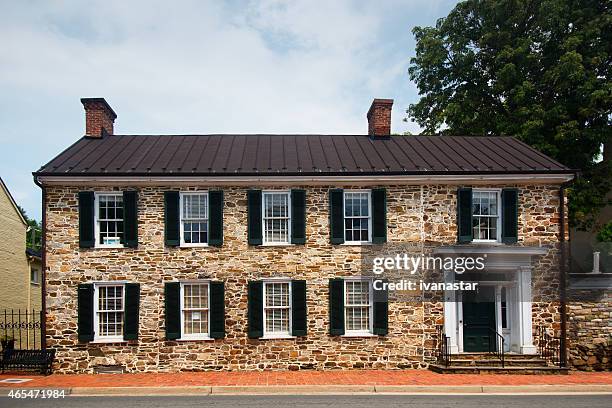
[93, 282, 125, 343]
[179, 191, 209, 248]
[94, 192, 125, 249]
[471, 188, 502, 243]
[261, 190, 292, 246]
[262, 279, 294, 339]
[343, 190, 372, 245]
[179, 280, 211, 341]
[342, 278, 374, 337]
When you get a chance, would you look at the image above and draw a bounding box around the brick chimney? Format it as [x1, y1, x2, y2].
[367, 98, 393, 136]
[81, 98, 117, 137]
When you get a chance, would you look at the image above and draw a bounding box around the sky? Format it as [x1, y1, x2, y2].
[0, 0, 457, 220]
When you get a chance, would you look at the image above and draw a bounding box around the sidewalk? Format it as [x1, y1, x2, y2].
[1, 371, 611, 395]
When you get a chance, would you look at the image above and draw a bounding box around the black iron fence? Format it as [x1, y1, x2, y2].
[0, 310, 44, 351]
[436, 325, 450, 367]
[538, 325, 563, 368]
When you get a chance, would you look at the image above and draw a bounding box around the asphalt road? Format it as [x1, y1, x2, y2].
[1, 395, 611, 408]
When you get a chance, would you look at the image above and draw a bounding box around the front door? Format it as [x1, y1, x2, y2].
[462, 287, 496, 352]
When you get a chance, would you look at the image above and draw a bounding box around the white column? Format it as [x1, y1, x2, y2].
[443, 270, 459, 353]
[517, 266, 536, 354]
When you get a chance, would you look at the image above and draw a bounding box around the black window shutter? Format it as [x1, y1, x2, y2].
[209, 281, 225, 339]
[123, 191, 138, 248]
[457, 187, 473, 243]
[373, 279, 389, 335]
[78, 192, 95, 248]
[123, 283, 140, 340]
[371, 188, 387, 244]
[209, 190, 224, 247]
[291, 280, 307, 336]
[329, 189, 344, 244]
[247, 281, 263, 338]
[247, 190, 262, 245]
[164, 191, 180, 246]
[164, 282, 181, 340]
[77, 283, 94, 342]
[329, 278, 345, 335]
[291, 189, 306, 244]
[501, 188, 519, 244]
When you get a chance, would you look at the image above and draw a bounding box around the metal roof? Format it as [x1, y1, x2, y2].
[34, 134, 571, 177]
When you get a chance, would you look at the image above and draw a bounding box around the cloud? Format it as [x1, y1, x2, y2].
[0, 0, 456, 218]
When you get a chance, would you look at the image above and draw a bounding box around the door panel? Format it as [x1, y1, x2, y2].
[462, 287, 496, 352]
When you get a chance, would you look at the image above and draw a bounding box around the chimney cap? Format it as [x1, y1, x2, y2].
[80, 97, 117, 119]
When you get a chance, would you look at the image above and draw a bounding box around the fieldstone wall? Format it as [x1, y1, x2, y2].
[568, 288, 612, 371]
[44, 183, 563, 373]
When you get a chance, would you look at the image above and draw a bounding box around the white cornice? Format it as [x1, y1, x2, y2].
[35, 173, 574, 186]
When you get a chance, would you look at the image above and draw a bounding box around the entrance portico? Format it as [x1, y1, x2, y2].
[433, 246, 548, 355]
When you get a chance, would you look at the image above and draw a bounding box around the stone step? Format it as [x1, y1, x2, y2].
[429, 364, 569, 375]
[449, 358, 549, 368]
[449, 353, 543, 361]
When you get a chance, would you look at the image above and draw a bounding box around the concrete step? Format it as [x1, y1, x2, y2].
[429, 364, 569, 375]
[449, 358, 549, 368]
[450, 353, 542, 361]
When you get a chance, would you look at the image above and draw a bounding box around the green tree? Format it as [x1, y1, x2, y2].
[407, 0, 611, 231]
[17, 205, 42, 251]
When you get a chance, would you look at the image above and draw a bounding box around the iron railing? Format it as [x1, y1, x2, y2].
[0, 310, 44, 351]
[436, 325, 451, 367]
[486, 327, 505, 368]
[538, 326, 563, 368]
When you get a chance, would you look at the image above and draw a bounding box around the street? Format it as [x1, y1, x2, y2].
[0, 395, 611, 408]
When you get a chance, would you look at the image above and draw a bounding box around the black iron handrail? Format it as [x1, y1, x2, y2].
[538, 326, 562, 368]
[485, 327, 505, 368]
[436, 325, 451, 367]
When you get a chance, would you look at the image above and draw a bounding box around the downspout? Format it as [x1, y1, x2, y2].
[33, 175, 46, 351]
[558, 177, 574, 368]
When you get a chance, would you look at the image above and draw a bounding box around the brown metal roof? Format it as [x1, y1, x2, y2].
[34, 134, 572, 177]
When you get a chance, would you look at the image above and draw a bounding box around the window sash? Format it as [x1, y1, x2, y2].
[95, 193, 124, 247]
[263, 282, 291, 335]
[180, 282, 210, 338]
[472, 190, 500, 241]
[180, 192, 209, 246]
[94, 284, 125, 340]
[344, 280, 372, 333]
[343, 191, 371, 243]
[262, 192, 291, 244]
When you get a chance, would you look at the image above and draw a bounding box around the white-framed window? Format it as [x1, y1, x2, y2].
[93, 283, 125, 342]
[94, 193, 124, 247]
[180, 192, 208, 246]
[344, 190, 371, 243]
[30, 267, 40, 284]
[344, 279, 373, 334]
[180, 282, 210, 340]
[263, 281, 291, 337]
[262, 191, 291, 245]
[472, 190, 501, 242]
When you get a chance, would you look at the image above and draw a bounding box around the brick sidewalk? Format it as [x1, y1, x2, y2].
[0, 371, 610, 388]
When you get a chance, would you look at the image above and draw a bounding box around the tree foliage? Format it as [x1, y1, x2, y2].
[407, 0, 611, 231]
[17, 205, 42, 251]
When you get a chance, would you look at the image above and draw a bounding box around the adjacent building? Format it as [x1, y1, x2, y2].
[0, 177, 42, 312]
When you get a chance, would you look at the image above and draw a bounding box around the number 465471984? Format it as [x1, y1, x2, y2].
[8, 389, 66, 399]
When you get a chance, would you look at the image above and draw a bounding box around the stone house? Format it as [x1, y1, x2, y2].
[0, 177, 42, 313]
[35, 97, 590, 374]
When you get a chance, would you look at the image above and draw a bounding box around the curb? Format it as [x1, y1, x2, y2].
[2, 384, 612, 396]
